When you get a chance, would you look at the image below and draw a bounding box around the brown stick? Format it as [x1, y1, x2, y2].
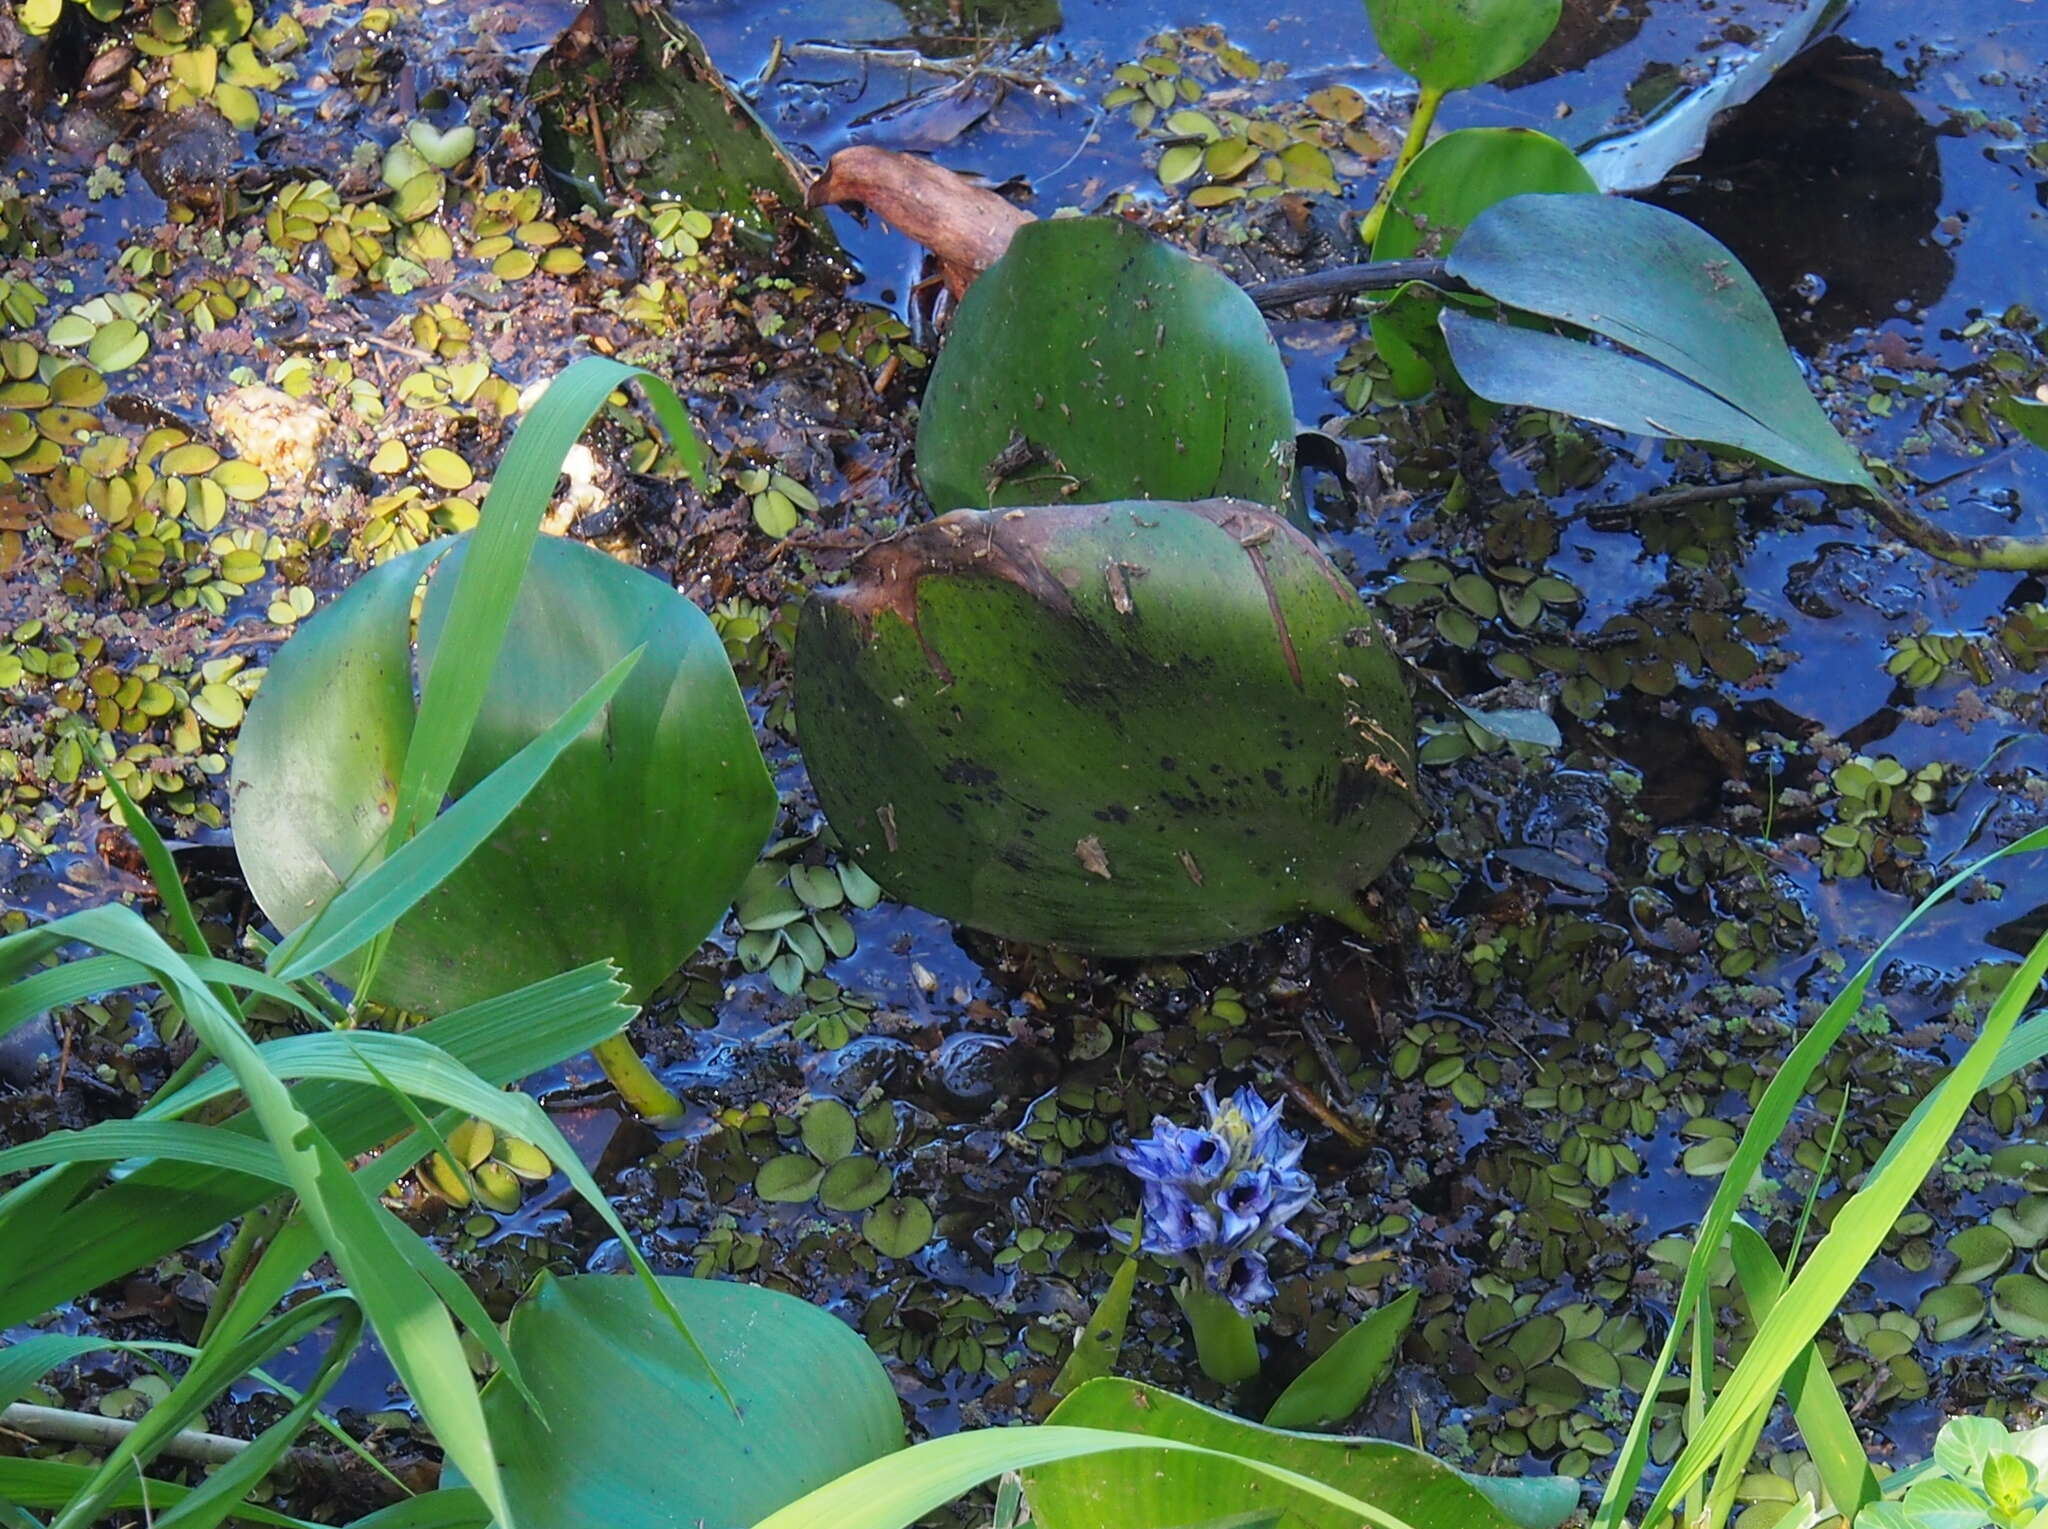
[1245, 258, 1466, 310]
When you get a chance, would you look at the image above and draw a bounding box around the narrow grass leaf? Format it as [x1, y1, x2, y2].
[0, 962, 631, 1328]
[271, 648, 644, 982]
[393, 358, 704, 845]
[1593, 823, 2048, 1528]
[1642, 921, 2048, 1525]
[1727, 1222, 1877, 1519]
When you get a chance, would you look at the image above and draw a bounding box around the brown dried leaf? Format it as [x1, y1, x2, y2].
[807, 146, 1034, 299]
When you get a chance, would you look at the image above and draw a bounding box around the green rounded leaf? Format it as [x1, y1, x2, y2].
[231, 533, 776, 1010]
[1028, 1379, 1576, 1529]
[916, 218, 1296, 513]
[1992, 1272, 2048, 1341]
[1916, 1283, 1986, 1343]
[757, 1154, 827, 1203]
[1369, 128, 1593, 399]
[863, 1197, 934, 1258]
[796, 500, 1420, 955]
[1365, 0, 1562, 93]
[819, 1155, 893, 1213]
[800, 1099, 858, 1163]
[1948, 1224, 2014, 1285]
[474, 1273, 904, 1529]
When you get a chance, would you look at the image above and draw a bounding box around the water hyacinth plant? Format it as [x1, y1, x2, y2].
[1123, 1085, 1315, 1384]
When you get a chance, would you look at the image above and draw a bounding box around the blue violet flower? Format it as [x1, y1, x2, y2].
[1121, 1085, 1315, 1313]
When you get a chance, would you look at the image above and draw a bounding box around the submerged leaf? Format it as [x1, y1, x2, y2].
[1577, 0, 1848, 192]
[529, 0, 829, 248]
[796, 500, 1419, 955]
[916, 218, 1296, 513]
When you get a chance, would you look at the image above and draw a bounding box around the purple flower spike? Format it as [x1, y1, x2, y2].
[1118, 1083, 1315, 1313]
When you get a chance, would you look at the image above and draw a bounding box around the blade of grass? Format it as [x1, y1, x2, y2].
[149, 1303, 366, 1529]
[391, 358, 704, 847]
[1592, 823, 2048, 1528]
[269, 647, 645, 983]
[0, 1461, 312, 1527]
[1727, 1222, 1877, 1521]
[1641, 921, 2048, 1526]
[0, 1121, 287, 1182]
[13, 908, 517, 1529]
[146, 1026, 730, 1399]
[46, 1292, 359, 1529]
[0, 960, 632, 1327]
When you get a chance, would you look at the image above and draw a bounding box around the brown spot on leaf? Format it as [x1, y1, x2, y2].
[1074, 835, 1112, 879]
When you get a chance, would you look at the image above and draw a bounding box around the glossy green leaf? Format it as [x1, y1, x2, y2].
[1264, 1288, 1418, 1430]
[752, 1422, 1424, 1529]
[473, 1273, 904, 1529]
[529, 0, 829, 249]
[1028, 1380, 1577, 1529]
[1364, 0, 1561, 93]
[797, 500, 1420, 954]
[1053, 1254, 1138, 1396]
[916, 218, 1296, 513]
[1368, 129, 1593, 398]
[233, 531, 775, 1011]
[1441, 193, 1875, 488]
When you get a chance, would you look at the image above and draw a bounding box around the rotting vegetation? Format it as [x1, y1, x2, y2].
[0, 2, 2047, 1528]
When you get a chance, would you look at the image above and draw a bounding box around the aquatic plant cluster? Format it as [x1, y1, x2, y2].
[0, 0, 2046, 1528]
[1123, 1086, 1315, 1310]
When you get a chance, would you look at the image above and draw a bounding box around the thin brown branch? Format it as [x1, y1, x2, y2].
[1246, 257, 1467, 311]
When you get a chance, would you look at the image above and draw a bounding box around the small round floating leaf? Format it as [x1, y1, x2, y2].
[800, 1099, 857, 1164]
[1917, 1283, 1986, 1343]
[819, 1155, 892, 1213]
[756, 1153, 825, 1203]
[474, 1273, 903, 1529]
[917, 218, 1296, 514]
[211, 459, 269, 501]
[863, 1197, 934, 1258]
[194, 683, 245, 729]
[417, 447, 475, 490]
[161, 442, 223, 476]
[796, 500, 1419, 955]
[1559, 1338, 1621, 1391]
[1949, 1224, 2014, 1285]
[497, 1137, 553, 1181]
[1992, 1273, 2048, 1341]
[473, 1160, 523, 1213]
[1364, 0, 1562, 93]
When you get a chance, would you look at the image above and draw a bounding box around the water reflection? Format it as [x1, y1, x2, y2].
[1644, 37, 1950, 344]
